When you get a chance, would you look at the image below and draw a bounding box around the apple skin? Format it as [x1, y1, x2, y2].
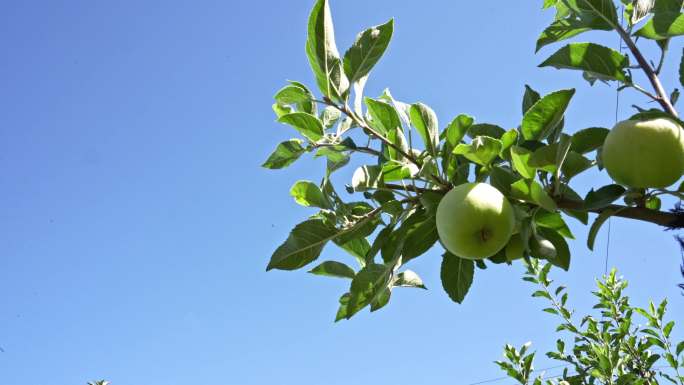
[436, 183, 515, 260]
[602, 118, 684, 188]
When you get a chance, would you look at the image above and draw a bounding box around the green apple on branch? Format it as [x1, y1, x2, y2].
[262, 0, 684, 320]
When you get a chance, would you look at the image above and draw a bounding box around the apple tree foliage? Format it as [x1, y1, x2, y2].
[497, 262, 684, 384]
[263, 0, 684, 321]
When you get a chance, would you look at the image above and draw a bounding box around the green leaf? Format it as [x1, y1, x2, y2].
[365, 97, 401, 135]
[529, 144, 560, 173]
[523, 85, 541, 114]
[402, 213, 439, 263]
[468, 123, 506, 139]
[562, 151, 593, 180]
[274, 82, 316, 114]
[305, 0, 349, 101]
[345, 263, 391, 319]
[676, 340, 684, 355]
[500, 130, 519, 153]
[344, 19, 394, 84]
[335, 237, 370, 267]
[453, 136, 503, 166]
[635, 4, 684, 40]
[535, 210, 574, 238]
[680, 48, 684, 89]
[584, 184, 626, 210]
[537, 228, 571, 270]
[267, 219, 337, 271]
[290, 180, 331, 208]
[394, 270, 427, 289]
[510, 179, 558, 212]
[381, 160, 418, 182]
[539, 43, 629, 82]
[262, 139, 307, 169]
[568, 0, 619, 26]
[587, 209, 616, 250]
[409, 102, 440, 156]
[309, 261, 356, 279]
[535, 11, 613, 52]
[321, 106, 341, 128]
[510, 146, 537, 179]
[272, 103, 293, 118]
[490, 166, 521, 196]
[571, 127, 610, 153]
[351, 165, 383, 191]
[278, 112, 325, 141]
[440, 252, 475, 304]
[521, 89, 576, 141]
[444, 114, 474, 147]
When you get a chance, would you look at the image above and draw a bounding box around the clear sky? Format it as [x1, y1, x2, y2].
[1, 1, 683, 384]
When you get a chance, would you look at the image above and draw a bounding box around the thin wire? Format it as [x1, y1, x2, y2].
[463, 364, 571, 385]
[606, 6, 625, 276]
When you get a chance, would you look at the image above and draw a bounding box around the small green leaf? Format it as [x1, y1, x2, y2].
[510, 146, 536, 179]
[409, 102, 440, 156]
[394, 270, 427, 289]
[440, 252, 475, 304]
[335, 237, 370, 267]
[536, 12, 613, 52]
[571, 127, 610, 154]
[562, 151, 593, 180]
[680, 48, 684, 89]
[500, 130, 519, 153]
[345, 263, 391, 319]
[444, 114, 474, 147]
[453, 136, 503, 166]
[523, 85, 541, 114]
[321, 106, 341, 128]
[365, 97, 401, 135]
[309, 261, 356, 279]
[584, 184, 626, 210]
[306, 0, 349, 101]
[278, 112, 325, 141]
[468, 123, 506, 139]
[645, 196, 662, 210]
[344, 19, 394, 84]
[381, 160, 419, 182]
[510, 179, 558, 212]
[290, 180, 331, 208]
[676, 340, 684, 355]
[537, 228, 571, 270]
[262, 139, 306, 169]
[535, 210, 574, 239]
[539, 43, 629, 82]
[351, 165, 383, 191]
[490, 166, 521, 196]
[521, 89, 576, 141]
[267, 219, 337, 271]
[402, 213, 439, 263]
[587, 209, 616, 250]
[635, 7, 684, 40]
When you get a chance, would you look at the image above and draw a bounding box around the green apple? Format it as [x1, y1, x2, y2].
[602, 117, 684, 188]
[436, 183, 515, 259]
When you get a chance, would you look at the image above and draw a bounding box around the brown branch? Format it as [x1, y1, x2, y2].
[322, 98, 450, 188]
[556, 198, 682, 228]
[615, 25, 679, 117]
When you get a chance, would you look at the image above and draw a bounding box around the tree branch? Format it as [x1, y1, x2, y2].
[615, 25, 679, 117]
[556, 198, 683, 228]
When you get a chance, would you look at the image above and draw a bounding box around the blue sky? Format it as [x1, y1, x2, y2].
[1, 1, 683, 384]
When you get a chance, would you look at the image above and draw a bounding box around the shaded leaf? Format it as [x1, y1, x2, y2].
[278, 112, 325, 141]
[584, 184, 626, 210]
[511, 179, 558, 212]
[344, 19, 394, 83]
[521, 89, 576, 141]
[409, 103, 440, 156]
[440, 252, 475, 304]
[290, 180, 331, 208]
[267, 219, 337, 271]
[539, 43, 629, 82]
[262, 139, 307, 169]
[309, 261, 356, 279]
